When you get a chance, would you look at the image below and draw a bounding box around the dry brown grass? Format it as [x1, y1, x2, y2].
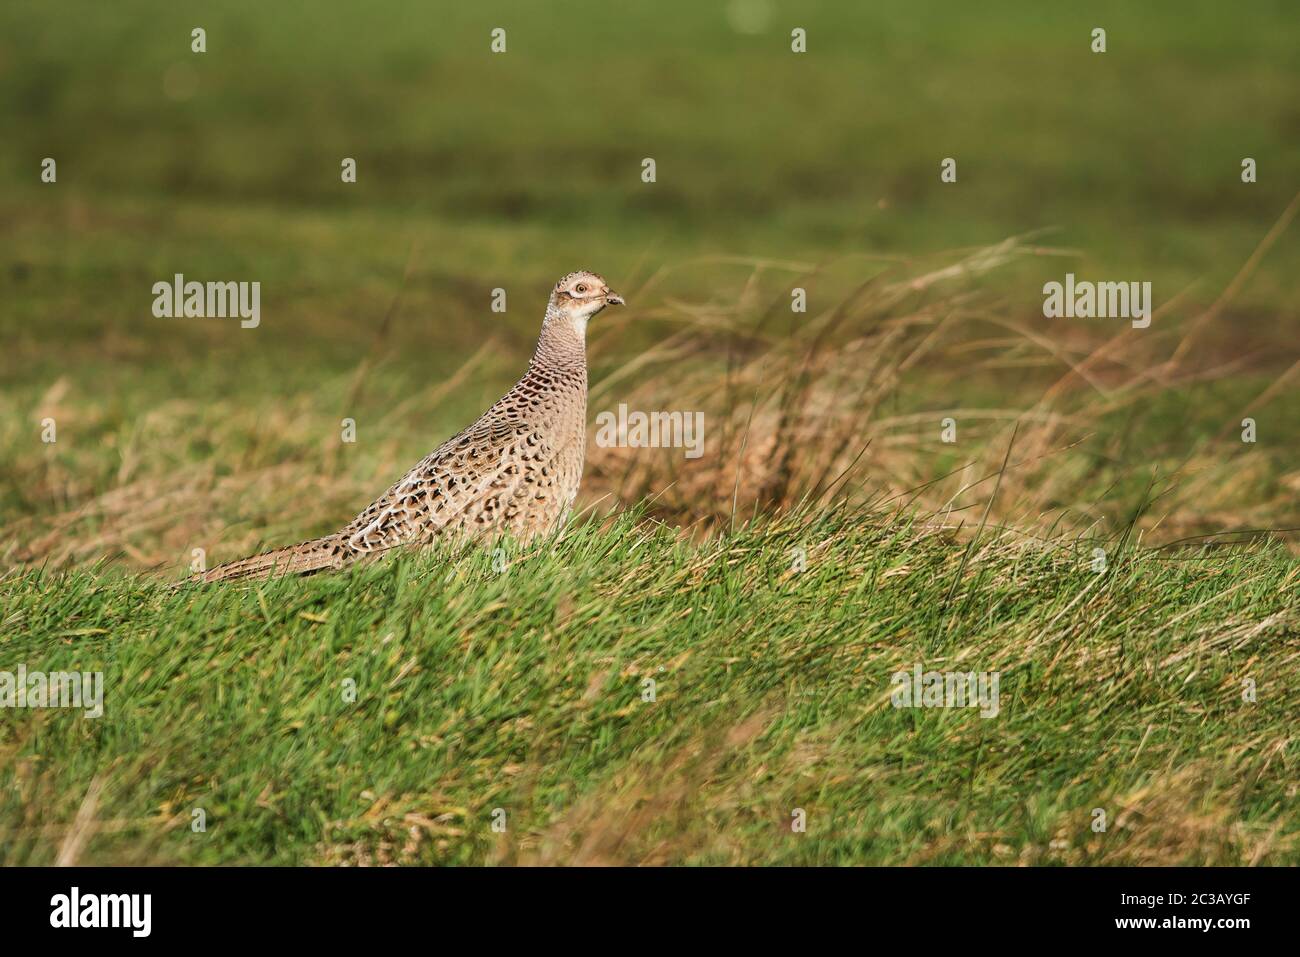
[583, 235, 1299, 547]
[2, 233, 1296, 576]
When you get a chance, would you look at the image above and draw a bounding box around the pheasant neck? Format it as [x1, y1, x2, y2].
[530, 306, 588, 380]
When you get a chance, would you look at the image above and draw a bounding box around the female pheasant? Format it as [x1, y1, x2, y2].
[198, 270, 622, 583]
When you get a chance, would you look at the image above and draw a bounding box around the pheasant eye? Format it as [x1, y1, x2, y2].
[574, 283, 588, 294]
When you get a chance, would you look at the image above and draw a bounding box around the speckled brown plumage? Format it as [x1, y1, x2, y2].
[198, 270, 622, 583]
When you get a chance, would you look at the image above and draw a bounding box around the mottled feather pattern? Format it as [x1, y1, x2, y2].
[197, 271, 619, 583]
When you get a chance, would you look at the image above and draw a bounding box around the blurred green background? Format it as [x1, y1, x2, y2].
[4, 1, 1297, 329]
[1, 0, 1297, 543]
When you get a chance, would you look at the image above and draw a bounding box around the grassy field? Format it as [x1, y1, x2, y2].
[1, 1, 1298, 865]
[4, 511, 1297, 865]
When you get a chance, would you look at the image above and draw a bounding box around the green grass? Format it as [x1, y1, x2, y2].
[4, 1, 1299, 334]
[2, 509, 1297, 865]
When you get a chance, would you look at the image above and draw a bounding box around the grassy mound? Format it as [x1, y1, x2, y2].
[3, 508, 1295, 865]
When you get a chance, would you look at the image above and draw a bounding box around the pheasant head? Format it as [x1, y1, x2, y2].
[546, 270, 624, 335]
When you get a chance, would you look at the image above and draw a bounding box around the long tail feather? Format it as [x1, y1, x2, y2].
[196, 535, 349, 584]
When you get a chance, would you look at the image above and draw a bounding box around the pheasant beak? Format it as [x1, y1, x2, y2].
[605, 291, 625, 306]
